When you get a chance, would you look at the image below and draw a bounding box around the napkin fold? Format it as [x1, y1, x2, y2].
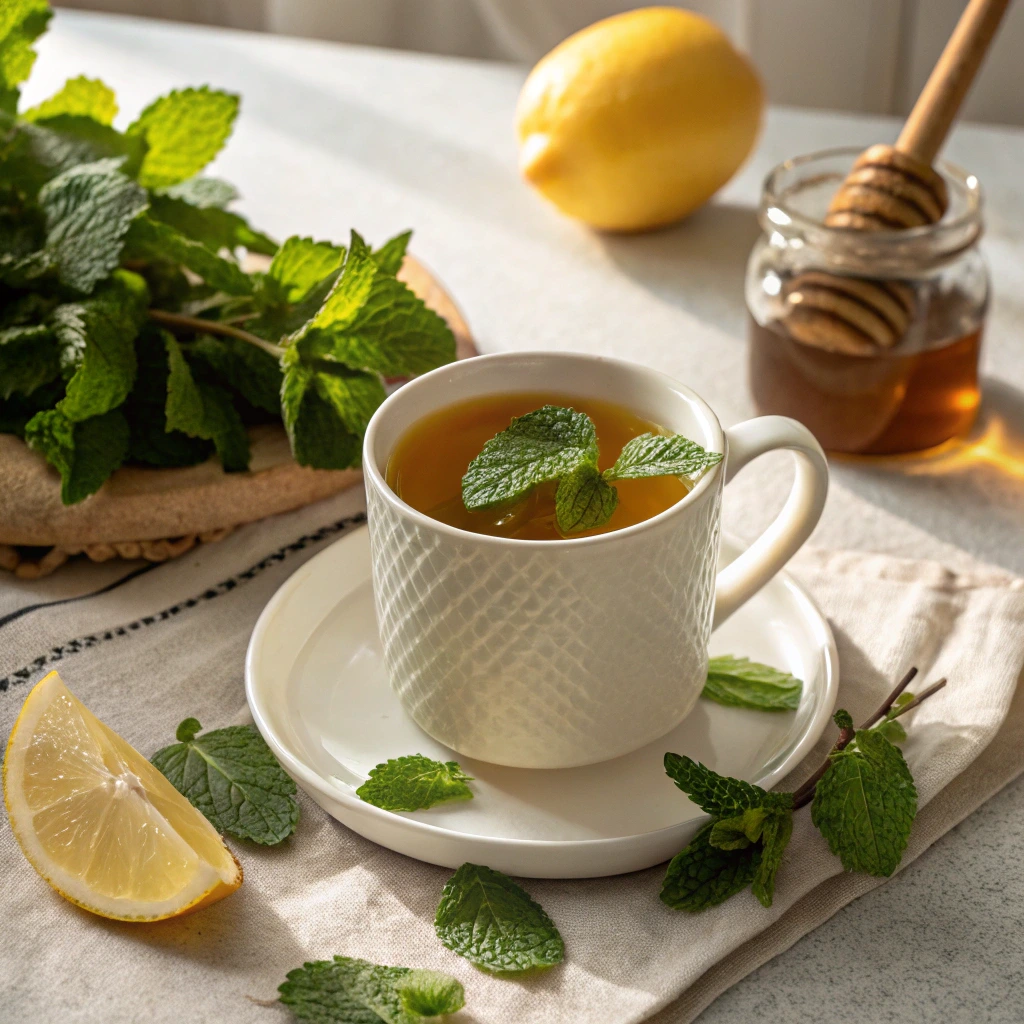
[1, 489, 1022, 1024]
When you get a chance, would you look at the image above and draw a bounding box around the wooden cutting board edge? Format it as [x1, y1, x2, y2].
[0, 255, 476, 577]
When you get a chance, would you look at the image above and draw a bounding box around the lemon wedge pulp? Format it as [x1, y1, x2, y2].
[3, 671, 241, 921]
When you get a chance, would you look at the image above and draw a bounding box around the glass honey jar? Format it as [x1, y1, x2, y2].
[745, 148, 988, 455]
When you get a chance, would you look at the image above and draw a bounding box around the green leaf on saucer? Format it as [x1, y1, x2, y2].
[356, 755, 473, 812]
[701, 655, 803, 712]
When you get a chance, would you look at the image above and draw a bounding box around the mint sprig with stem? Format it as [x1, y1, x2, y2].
[662, 667, 947, 912]
[0, 2, 456, 505]
[461, 404, 722, 535]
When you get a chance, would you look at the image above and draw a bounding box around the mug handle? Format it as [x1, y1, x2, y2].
[713, 416, 828, 629]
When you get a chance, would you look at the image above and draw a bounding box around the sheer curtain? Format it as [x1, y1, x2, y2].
[55, 0, 1024, 124]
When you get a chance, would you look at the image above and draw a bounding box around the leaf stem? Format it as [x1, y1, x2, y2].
[148, 308, 285, 359]
[790, 666, 944, 810]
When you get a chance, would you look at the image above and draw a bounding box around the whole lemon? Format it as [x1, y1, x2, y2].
[516, 7, 763, 232]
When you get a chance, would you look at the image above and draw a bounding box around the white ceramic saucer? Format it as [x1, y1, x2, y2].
[245, 526, 837, 878]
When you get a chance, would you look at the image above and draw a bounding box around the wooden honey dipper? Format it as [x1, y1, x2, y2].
[783, 0, 1011, 356]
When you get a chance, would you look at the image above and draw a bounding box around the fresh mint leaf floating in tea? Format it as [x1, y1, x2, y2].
[461, 404, 721, 534]
[151, 718, 299, 845]
[811, 726, 917, 877]
[461, 404, 599, 511]
[604, 432, 724, 481]
[356, 755, 473, 812]
[279, 956, 465, 1024]
[0, 4, 455, 504]
[702, 655, 803, 712]
[435, 863, 564, 973]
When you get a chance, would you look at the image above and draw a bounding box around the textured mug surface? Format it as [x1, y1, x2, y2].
[363, 353, 827, 768]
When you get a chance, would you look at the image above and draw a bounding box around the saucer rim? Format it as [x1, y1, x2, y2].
[245, 525, 838, 856]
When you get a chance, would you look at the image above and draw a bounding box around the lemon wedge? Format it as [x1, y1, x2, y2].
[3, 671, 241, 921]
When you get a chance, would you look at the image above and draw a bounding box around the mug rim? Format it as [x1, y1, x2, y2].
[362, 351, 726, 549]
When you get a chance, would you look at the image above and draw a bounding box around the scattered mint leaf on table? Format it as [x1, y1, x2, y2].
[51, 268, 148, 421]
[151, 717, 299, 845]
[23, 75, 116, 123]
[811, 727, 917, 877]
[434, 862, 564, 973]
[604, 432, 723, 481]
[356, 755, 473, 812]
[702, 655, 803, 712]
[38, 157, 148, 293]
[462, 404, 599, 511]
[24, 406, 129, 503]
[279, 956, 465, 1024]
[661, 822, 762, 912]
[554, 463, 618, 532]
[127, 85, 238, 188]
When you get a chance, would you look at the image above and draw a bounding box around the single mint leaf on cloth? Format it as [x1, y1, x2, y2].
[280, 360, 382, 470]
[356, 754, 473, 812]
[279, 956, 464, 1024]
[702, 655, 803, 712]
[811, 727, 917, 877]
[124, 214, 253, 295]
[372, 230, 411, 276]
[51, 268, 149, 421]
[603, 431, 723, 482]
[164, 333, 250, 471]
[23, 75, 117, 123]
[279, 959, 381, 1024]
[288, 234, 455, 378]
[24, 406, 129, 504]
[159, 175, 239, 208]
[661, 822, 762, 912]
[435, 862, 564, 973]
[395, 971, 465, 1018]
[127, 85, 238, 188]
[38, 156, 148, 293]
[664, 752, 793, 816]
[189, 334, 282, 415]
[151, 718, 299, 845]
[0, 324, 58, 399]
[750, 809, 794, 908]
[261, 235, 346, 307]
[462, 405, 598, 511]
[554, 463, 618, 533]
[148, 193, 277, 257]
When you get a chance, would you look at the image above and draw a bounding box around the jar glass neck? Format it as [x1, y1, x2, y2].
[760, 147, 983, 276]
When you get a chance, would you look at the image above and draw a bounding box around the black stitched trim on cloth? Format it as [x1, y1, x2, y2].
[0, 513, 367, 694]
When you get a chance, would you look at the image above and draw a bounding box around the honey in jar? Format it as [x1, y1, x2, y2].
[745, 148, 988, 455]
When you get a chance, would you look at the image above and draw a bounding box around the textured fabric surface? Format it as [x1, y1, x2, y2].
[2, 485, 1023, 1024]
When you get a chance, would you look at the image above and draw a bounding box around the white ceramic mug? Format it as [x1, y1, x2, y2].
[363, 353, 828, 769]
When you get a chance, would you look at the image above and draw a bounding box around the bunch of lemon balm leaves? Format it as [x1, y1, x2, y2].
[0, 1, 455, 505]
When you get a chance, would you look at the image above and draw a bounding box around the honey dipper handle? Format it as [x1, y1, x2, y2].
[896, 0, 1012, 164]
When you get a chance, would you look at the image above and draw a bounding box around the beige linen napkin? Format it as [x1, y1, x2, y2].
[1, 490, 1023, 1024]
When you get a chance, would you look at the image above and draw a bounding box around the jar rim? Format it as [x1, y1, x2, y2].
[761, 146, 983, 269]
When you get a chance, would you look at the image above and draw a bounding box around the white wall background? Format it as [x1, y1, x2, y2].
[55, 0, 1024, 126]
